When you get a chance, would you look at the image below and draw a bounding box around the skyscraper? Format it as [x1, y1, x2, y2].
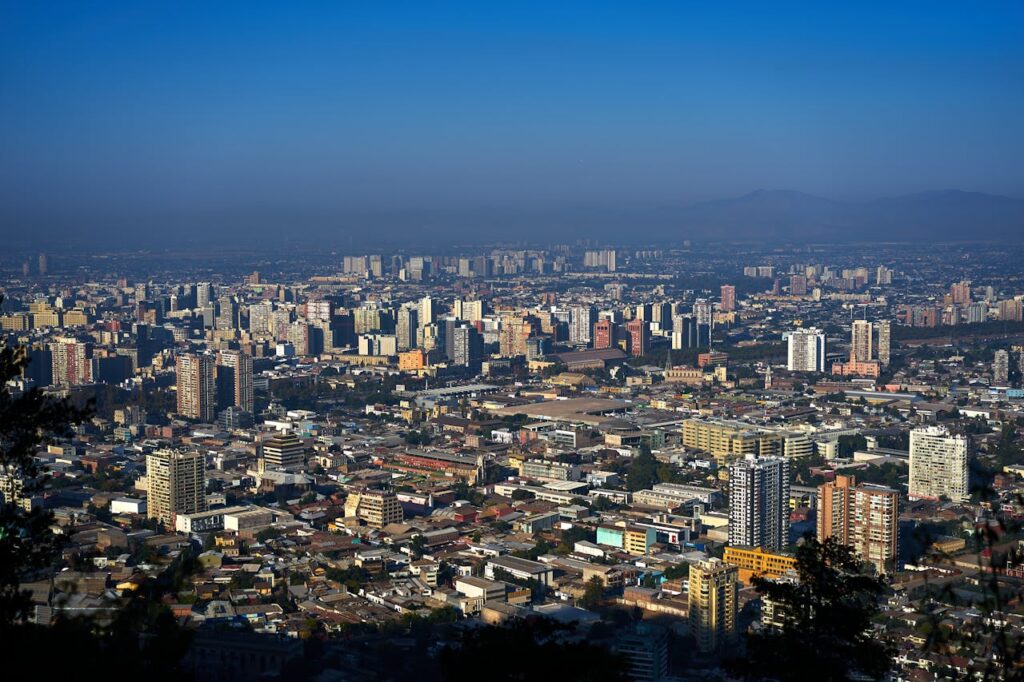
[720, 285, 736, 312]
[217, 350, 254, 413]
[396, 305, 420, 351]
[419, 295, 435, 325]
[728, 455, 790, 551]
[786, 328, 826, 372]
[851, 319, 873, 363]
[817, 475, 899, 574]
[688, 558, 738, 654]
[625, 318, 648, 358]
[789, 275, 807, 296]
[146, 448, 206, 524]
[451, 325, 483, 367]
[909, 426, 969, 503]
[177, 353, 216, 422]
[994, 349, 1010, 385]
[876, 320, 891, 366]
[569, 305, 597, 346]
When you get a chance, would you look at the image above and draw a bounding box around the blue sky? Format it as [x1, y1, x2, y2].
[1, 1, 1022, 244]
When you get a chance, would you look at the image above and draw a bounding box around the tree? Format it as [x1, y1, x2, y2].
[579, 576, 605, 610]
[729, 535, 891, 682]
[0, 330, 90, 625]
[626, 444, 659, 492]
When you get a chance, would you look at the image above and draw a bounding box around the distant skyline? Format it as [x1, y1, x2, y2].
[2, 2, 1023, 246]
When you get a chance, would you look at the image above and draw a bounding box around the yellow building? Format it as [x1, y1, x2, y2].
[681, 419, 784, 463]
[723, 546, 797, 585]
[344, 489, 403, 528]
[689, 558, 738, 653]
[399, 349, 427, 371]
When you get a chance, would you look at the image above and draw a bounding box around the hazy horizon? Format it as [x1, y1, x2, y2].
[2, 2, 1023, 246]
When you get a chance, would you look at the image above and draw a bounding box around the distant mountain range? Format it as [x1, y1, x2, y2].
[663, 189, 1024, 242]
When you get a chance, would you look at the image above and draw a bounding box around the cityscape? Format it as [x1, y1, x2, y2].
[3, 3, 1024, 682]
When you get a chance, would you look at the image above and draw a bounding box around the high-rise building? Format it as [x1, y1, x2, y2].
[176, 353, 216, 421]
[876, 265, 892, 285]
[688, 558, 738, 653]
[787, 328, 826, 372]
[817, 475, 899, 574]
[728, 455, 790, 551]
[950, 280, 972, 305]
[998, 299, 1023, 322]
[454, 299, 485, 323]
[569, 305, 597, 346]
[720, 285, 736, 312]
[994, 349, 1010, 385]
[593, 318, 615, 350]
[789, 275, 807, 296]
[876, 320, 891, 367]
[693, 299, 713, 327]
[146, 448, 206, 525]
[396, 305, 420, 351]
[217, 350, 254, 413]
[419, 295, 435, 325]
[616, 623, 669, 682]
[451, 325, 483, 367]
[851, 319, 873, 363]
[261, 433, 306, 472]
[195, 282, 214, 309]
[49, 337, 93, 386]
[37, 252, 48, 276]
[625, 319, 649, 358]
[909, 426, 969, 503]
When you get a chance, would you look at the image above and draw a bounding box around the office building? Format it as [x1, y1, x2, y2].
[216, 350, 254, 413]
[909, 426, 969, 503]
[786, 327, 826, 372]
[728, 455, 790, 551]
[177, 353, 216, 421]
[688, 558, 738, 653]
[261, 433, 306, 472]
[722, 546, 797, 584]
[344, 489, 403, 528]
[146, 448, 206, 525]
[817, 475, 899, 574]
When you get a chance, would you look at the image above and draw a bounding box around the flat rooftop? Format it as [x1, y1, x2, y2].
[487, 397, 629, 426]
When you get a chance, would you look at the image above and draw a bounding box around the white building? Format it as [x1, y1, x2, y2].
[728, 455, 790, 551]
[909, 426, 969, 502]
[786, 328, 826, 372]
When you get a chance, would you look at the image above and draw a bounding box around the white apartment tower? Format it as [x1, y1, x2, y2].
[728, 455, 790, 551]
[787, 328, 826, 372]
[909, 426, 969, 503]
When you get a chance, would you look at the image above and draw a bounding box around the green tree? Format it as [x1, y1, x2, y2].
[729, 536, 891, 681]
[626, 444, 659, 492]
[579, 576, 605, 610]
